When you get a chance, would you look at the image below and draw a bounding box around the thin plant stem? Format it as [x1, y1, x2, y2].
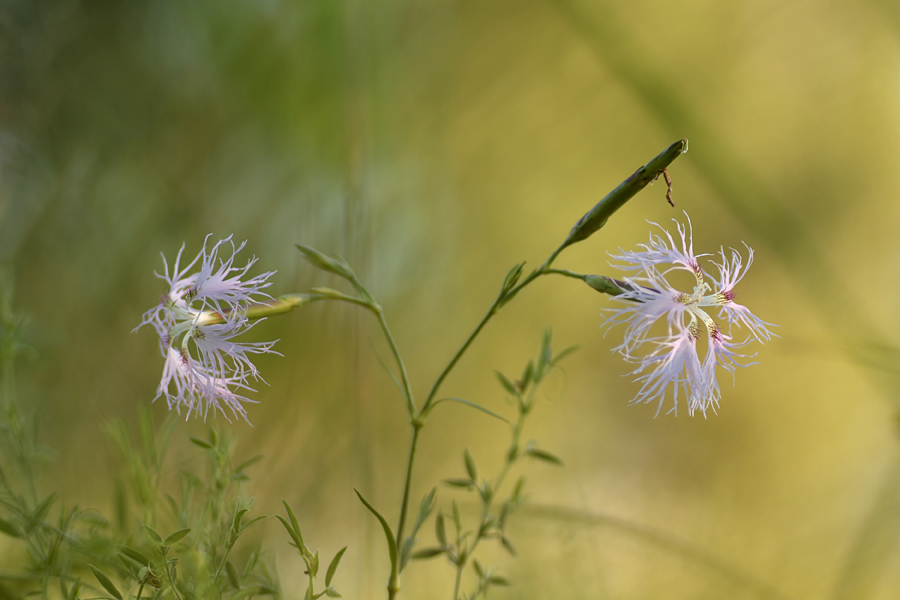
[345, 274, 417, 418]
[212, 543, 234, 587]
[544, 267, 587, 280]
[421, 242, 567, 415]
[452, 566, 464, 600]
[372, 307, 417, 419]
[393, 424, 422, 550]
[388, 423, 422, 600]
[165, 562, 185, 600]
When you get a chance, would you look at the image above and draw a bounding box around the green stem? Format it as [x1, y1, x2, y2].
[451, 566, 464, 600]
[421, 242, 567, 416]
[165, 562, 185, 600]
[212, 541, 235, 587]
[373, 307, 417, 419]
[544, 267, 587, 281]
[394, 424, 422, 551]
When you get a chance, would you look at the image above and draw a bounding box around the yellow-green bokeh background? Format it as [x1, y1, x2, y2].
[2, 0, 900, 598]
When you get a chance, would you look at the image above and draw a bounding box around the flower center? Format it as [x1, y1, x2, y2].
[715, 290, 735, 304]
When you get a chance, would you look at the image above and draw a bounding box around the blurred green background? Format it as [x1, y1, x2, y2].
[2, 0, 900, 598]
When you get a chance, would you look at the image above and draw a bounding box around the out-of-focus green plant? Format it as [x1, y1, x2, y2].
[98, 422, 279, 600]
[0, 270, 282, 599]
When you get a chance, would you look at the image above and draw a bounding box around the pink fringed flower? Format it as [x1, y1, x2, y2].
[136, 235, 278, 422]
[604, 215, 775, 417]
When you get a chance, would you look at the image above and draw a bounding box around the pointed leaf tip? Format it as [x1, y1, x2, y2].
[325, 546, 347, 586]
[90, 565, 123, 600]
[354, 490, 398, 572]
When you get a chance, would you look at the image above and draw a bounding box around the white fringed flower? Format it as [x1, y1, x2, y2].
[605, 215, 775, 417]
[136, 235, 278, 422]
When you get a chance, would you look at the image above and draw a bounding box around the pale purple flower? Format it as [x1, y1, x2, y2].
[604, 215, 775, 417]
[135, 235, 278, 422]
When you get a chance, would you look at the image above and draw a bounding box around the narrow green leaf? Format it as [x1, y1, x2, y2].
[512, 477, 526, 503]
[240, 515, 267, 532]
[259, 585, 279, 596]
[414, 488, 437, 532]
[400, 536, 416, 570]
[0, 517, 22, 539]
[501, 536, 517, 556]
[536, 330, 553, 378]
[427, 397, 508, 423]
[142, 524, 163, 543]
[275, 515, 304, 554]
[442, 478, 475, 488]
[89, 565, 123, 600]
[310, 550, 320, 577]
[435, 513, 447, 546]
[411, 547, 445, 559]
[451, 501, 461, 533]
[463, 449, 478, 481]
[164, 527, 191, 545]
[488, 575, 512, 586]
[479, 482, 493, 504]
[325, 588, 342, 598]
[325, 546, 347, 587]
[118, 554, 142, 576]
[226, 560, 242, 589]
[282, 500, 306, 548]
[235, 455, 265, 473]
[527, 448, 564, 466]
[498, 503, 510, 530]
[231, 586, 277, 600]
[473, 560, 485, 578]
[68, 580, 81, 600]
[354, 490, 398, 573]
[520, 361, 535, 390]
[189, 437, 214, 450]
[232, 507, 250, 534]
[494, 371, 518, 395]
[550, 344, 579, 366]
[29, 493, 57, 530]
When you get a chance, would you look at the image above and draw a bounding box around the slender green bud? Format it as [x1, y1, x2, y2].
[195, 294, 311, 326]
[584, 275, 631, 296]
[296, 244, 355, 280]
[562, 139, 688, 249]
